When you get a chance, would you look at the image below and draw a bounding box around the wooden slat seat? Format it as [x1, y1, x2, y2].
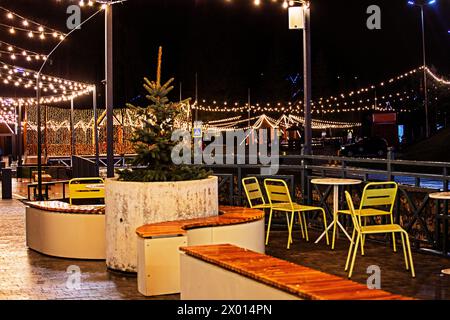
[180, 244, 413, 300]
[136, 206, 264, 239]
[26, 200, 105, 215]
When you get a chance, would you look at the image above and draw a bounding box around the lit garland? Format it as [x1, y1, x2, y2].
[0, 105, 17, 124]
[0, 40, 47, 62]
[0, 61, 91, 92]
[0, 6, 66, 40]
[204, 113, 361, 131]
[190, 66, 442, 115]
[0, 87, 94, 107]
[426, 67, 450, 86]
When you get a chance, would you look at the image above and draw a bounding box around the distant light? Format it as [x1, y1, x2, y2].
[407, 1, 415, 5]
[254, 0, 261, 6]
[428, 0, 436, 4]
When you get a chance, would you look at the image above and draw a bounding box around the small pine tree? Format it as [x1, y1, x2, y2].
[118, 47, 210, 182]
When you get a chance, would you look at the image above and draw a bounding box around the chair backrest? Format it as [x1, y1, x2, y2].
[345, 191, 362, 232]
[69, 177, 105, 204]
[242, 177, 266, 208]
[360, 182, 398, 213]
[264, 179, 293, 209]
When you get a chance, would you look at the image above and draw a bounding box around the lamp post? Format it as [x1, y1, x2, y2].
[407, 0, 436, 138]
[286, 0, 312, 154]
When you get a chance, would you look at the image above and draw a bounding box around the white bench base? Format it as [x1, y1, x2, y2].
[180, 253, 300, 300]
[137, 219, 265, 296]
[26, 207, 105, 260]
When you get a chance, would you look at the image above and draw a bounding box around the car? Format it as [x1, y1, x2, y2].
[339, 137, 388, 158]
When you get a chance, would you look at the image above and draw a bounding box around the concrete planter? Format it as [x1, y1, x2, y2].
[105, 176, 218, 272]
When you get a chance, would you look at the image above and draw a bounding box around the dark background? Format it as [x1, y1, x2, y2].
[1, 0, 449, 116]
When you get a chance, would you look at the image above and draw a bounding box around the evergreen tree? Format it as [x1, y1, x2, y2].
[118, 47, 210, 182]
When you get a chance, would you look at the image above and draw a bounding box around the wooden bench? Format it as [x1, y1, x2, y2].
[135, 206, 265, 296]
[180, 244, 413, 300]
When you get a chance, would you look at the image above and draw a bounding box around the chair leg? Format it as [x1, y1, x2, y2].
[286, 212, 293, 243]
[348, 233, 361, 278]
[345, 228, 356, 271]
[297, 212, 305, 240]
[265, 208, 273, 245]
[400, 232, 409, 270]
[287, 211, 295, 249]
[302, 212, 309, 242]
[391, 215, 397, 253]
[403, 232, 415, 278]
[361, 217, 366, 256]
[321, 209, 330, 245]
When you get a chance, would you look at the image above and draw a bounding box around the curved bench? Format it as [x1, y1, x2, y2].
[180, 244, 412, 300]
[135, 206, 265, 296]
[25, 201, 106, 260]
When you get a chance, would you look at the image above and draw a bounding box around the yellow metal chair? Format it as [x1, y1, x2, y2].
[264, 179, 329, 249]
[344, 191, 415, 278]
[69, 177, 105, 205]
[337, 182, 398, 254]
[242, 177, 272, 210]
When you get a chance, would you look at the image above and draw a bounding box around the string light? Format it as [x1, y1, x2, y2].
[0, 6, 66, 40]
[0, 40, 47, 62]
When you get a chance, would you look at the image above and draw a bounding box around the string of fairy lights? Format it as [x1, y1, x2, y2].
[204, 113, 362, 131]
[0, 40, 47, 62]
[0, 6, 66, 40]
[0, 3, 97, 124]
[192, 66, 450, 115]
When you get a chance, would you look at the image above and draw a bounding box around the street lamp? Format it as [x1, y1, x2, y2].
[407, 0, 436, 138]
[286, 1, 312, 154]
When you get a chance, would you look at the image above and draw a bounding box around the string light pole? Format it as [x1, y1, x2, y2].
[285, 0, 312, 154]
[35, 8, 105, 200]
[407, 0, 436, 138]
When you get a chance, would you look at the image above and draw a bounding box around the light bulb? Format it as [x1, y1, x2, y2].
[22, 20, 29, 26]
[28, 31, 34, 38]
[6, 12, 13, 19]
[9, 28, 15, 34]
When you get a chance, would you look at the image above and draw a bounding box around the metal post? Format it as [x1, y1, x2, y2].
[303, 5, 312, 155]
[17, 103, 22, 166]
[195, 72, 198, 121]
[247, 88, 251, 127]
[93, 85, 100, 175]
[44, 105, 48, 159]
[36, 75, 43, 200]
[70, 98, 75, 157]
[106, 3, 114, 178]
[420, 6, 429, 138]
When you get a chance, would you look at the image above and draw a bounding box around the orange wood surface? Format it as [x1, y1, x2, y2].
[26, 201, 105, 214]
[135, 206, 264, 238]
[180, 244, 413, 300]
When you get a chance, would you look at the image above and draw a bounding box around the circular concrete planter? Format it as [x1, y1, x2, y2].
[105, 175, 218, 272]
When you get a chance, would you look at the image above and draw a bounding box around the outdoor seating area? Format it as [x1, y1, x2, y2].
[1, 0, 450, 310]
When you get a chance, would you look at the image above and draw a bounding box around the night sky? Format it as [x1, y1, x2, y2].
[1, 0, 449, 116]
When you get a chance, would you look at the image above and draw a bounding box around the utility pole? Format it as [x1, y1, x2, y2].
[106, 3, 114, 177]
[303, 4, 312, 155]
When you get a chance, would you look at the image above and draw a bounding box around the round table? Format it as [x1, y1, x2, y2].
[311, 178, 362, 248]
[429, 192, 450, 276]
